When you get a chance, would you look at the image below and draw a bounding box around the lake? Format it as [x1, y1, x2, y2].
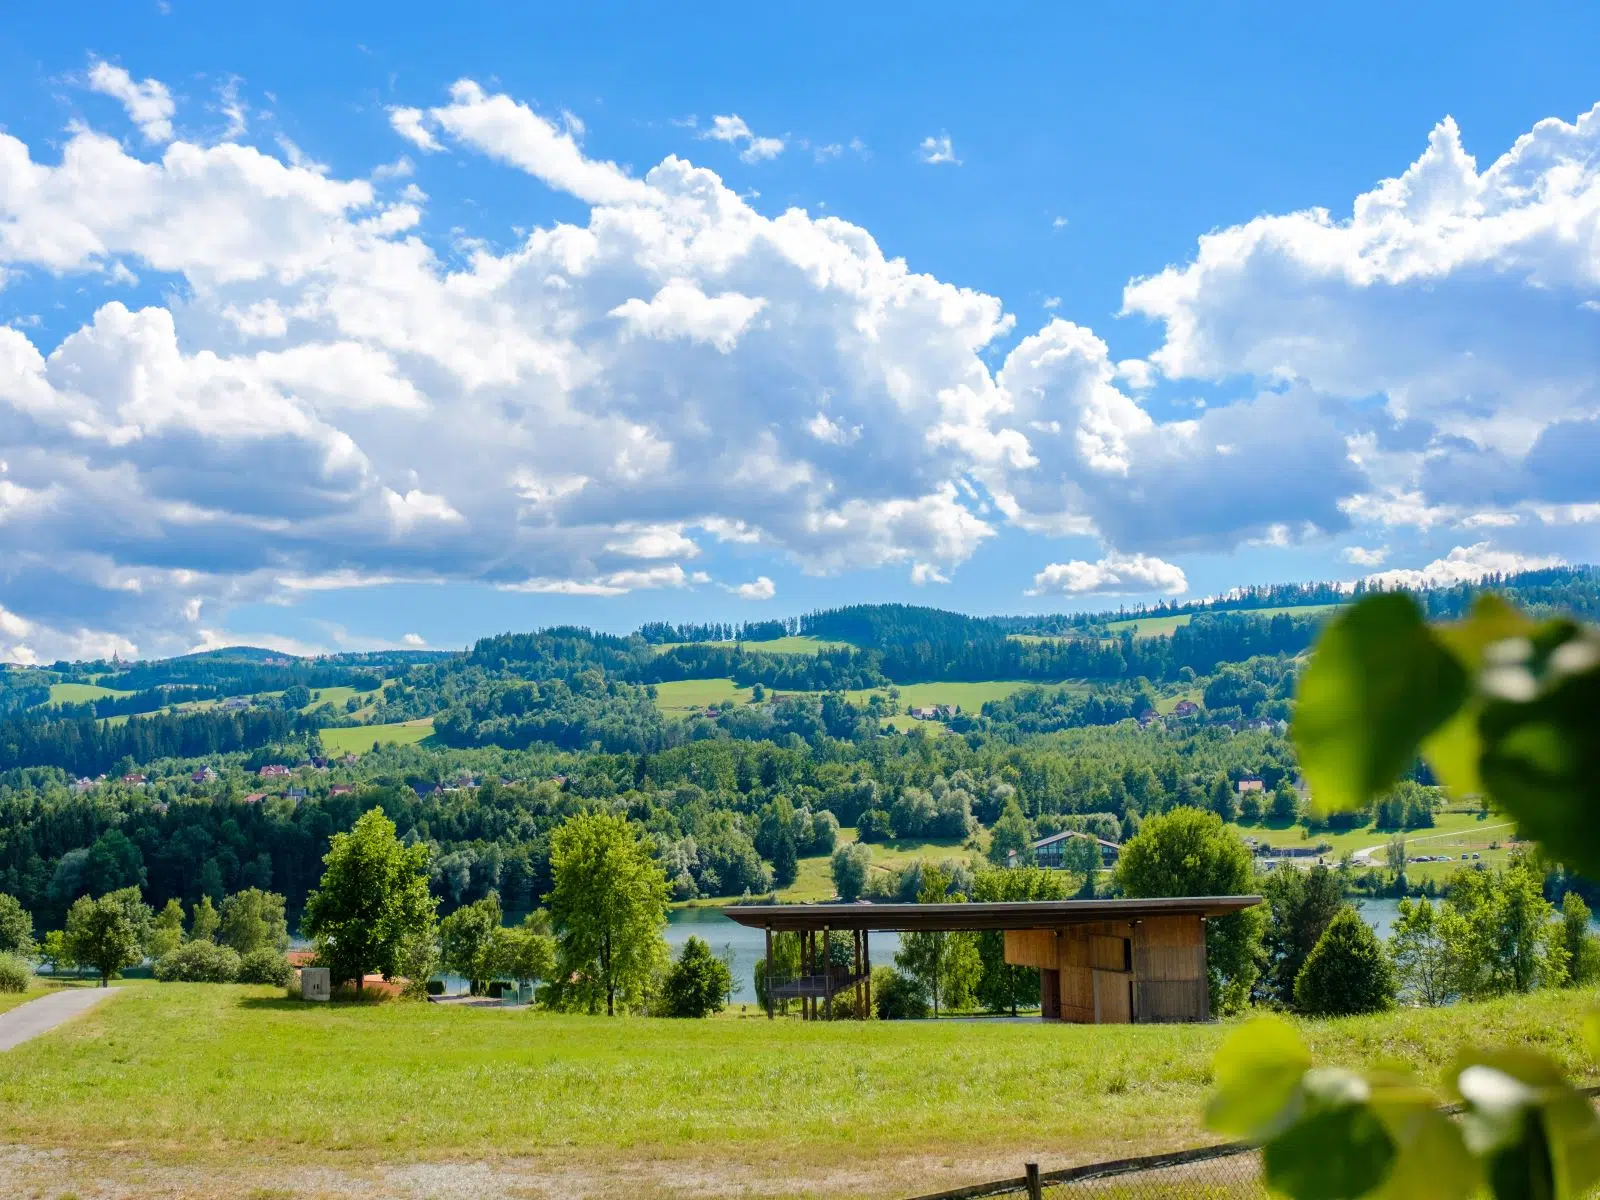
[666, 905, 904, 1003]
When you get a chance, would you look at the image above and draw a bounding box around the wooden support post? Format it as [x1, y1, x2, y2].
[853, 929, 863, 1019]
[824, 927, 833, 1021]
[1025, 1162, 1042, 1200]
[801, 930, 810, 1021]
[864, 929, 871, 1018]
[764, 926, 773, 1019]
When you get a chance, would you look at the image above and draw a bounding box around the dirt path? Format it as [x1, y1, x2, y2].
[0, 988, 116, 1052]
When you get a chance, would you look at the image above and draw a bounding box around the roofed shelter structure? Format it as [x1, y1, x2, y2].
[723, 896, 1261, 1024]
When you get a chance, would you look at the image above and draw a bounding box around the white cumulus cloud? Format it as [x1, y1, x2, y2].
[727, 575, 776, 600]
[701, 114, 785, 164]
[1364, 543, 1565, 590]
[87, 59, 176, 143]
[919, 133, 960, 165]
[1026, 553, 1189, 597]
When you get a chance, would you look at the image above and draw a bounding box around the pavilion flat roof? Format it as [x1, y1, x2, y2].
[721, 896, 1261, 933]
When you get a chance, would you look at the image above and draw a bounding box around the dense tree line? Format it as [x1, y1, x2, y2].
[0, 707, 311, 778]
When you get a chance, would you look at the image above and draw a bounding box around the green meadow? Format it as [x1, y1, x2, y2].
[45, 682, 134, 705]
[1104, 603, 1346, 640]
[318, 719, 436, 755]
[0, 984, 1587, 1200]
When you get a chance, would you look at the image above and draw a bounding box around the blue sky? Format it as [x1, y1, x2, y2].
[2, 1, 1599, 659]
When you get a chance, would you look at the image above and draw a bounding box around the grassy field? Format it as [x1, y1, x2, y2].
[0, 985, 1588, 1200]
[651, 678, 755, 712]
[1237, 809, 1511, 861]
[651, 678, 1054, 719]
[319, 719, 435, 755]
[45, 681, 133, 705]
[778, 829, 978, 902]
[1105, 603, 1346, 639]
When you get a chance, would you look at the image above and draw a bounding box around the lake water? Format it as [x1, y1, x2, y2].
[666, 906, 903, 1003]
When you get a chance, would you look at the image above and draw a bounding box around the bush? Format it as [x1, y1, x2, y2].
[1294, 907, 1397, 1016]
[0, 952, 32, 993]
[663, 936, 733, 1018]
[872, 967, 929, 1020]
[236, 948, 294, 986]
[154, 940, 241, 983]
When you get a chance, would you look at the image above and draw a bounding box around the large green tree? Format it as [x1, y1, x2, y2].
[1259, 863, 1344, 1006]
[1388, 896, 1451, 1006]
[440, 893, 504, 993]
[218, 888, 289, 956]
[1114, 806, 1263, 1014]
[1293, 907, 1396, 1016]
[971, 867, 1067, 1015]
[894, 866, 981, 1017]
[64, 888, 149, 986]
[662, 935, 734, 1018]
[302, 808, 437, 995]
[830, 843, 871, 902]
[986, 797, 1035, 867]
[0, 892, 34, 957]
[547, 811, 669, 1015]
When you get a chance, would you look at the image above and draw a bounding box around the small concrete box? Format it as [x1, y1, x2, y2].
[301, 967, 331, 1002]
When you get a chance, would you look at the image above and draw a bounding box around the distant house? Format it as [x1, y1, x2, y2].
[71, 777, 96, 794]
[286, 787, 308, 801]
[220, 697, 251, 711]
[192, 766, 218, 784]
[1137, 709, 1158, 728]
[1236, 776, 1265, 794]
[121, 772, 147, 785]
[1171, 700, 1201, 718]
[259, 764, 291, 778]
[329, 783, 356, 797]
[909, 705, 954, 721]
[1024, 830, 1121, 870]
[241, 792, 267, 804]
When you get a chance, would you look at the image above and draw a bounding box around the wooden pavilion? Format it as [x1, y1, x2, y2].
[723, 896, 1260, 1024]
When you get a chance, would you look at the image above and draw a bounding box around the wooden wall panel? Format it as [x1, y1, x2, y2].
[1093, 970, 1133, 1023]
[1004, 929, 1056, 968]
[1091, 935, 1131, 973]
[1133, 979, 1209, 1023]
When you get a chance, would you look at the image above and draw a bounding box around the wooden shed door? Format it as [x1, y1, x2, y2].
[1092, 970, 1133, 1023]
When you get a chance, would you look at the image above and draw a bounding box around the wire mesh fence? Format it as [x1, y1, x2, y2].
[903, 1143, 1262, 1200]
[1039, 1146, 1264, 1198]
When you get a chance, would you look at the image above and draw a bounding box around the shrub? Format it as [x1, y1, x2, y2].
[872, 967, 929, 1020]
[236, 948, 294, 986]
[663, 936, 733, 1018]
[154, 940, 241, 983]
[1294, 907, 1397, 1016]
[0, 952, 32, 994]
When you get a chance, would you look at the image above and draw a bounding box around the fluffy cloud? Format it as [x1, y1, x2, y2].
[1342, 545, 1389, 566]
[401, 632, 426, 646]
[1124, 107, 1600, 533]
[1363, 543, 1565, 589]
[87, 60, 175, 143]
[727, 576, 776, 600]
[3, 67, 1599, 658]
[919, 134, 959, 165]
[700, 115, 785, 164]
[1027, 553, 1188, 597]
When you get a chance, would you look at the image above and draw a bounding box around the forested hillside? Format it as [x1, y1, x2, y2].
[0, 565, 1589, 932]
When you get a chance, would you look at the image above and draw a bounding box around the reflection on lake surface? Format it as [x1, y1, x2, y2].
[666, 905, 903, 1003]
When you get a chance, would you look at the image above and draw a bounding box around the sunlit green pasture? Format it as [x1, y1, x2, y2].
[0, 984, 1587, 1200]
[318, 719, 435, 755]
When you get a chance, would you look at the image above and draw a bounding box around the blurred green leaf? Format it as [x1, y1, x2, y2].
[1294, 593, 1470, 812]
[1455, 1052, 1600, 1200]
[1369, 1103, 1482, 1200]
[1262, 1076, 1396, 1200]
[1422, 595, 1535, 799]
[1582, 1011, 1600, 1062]
[1205, 1016, 1312, 1139]
[1477, 626, 1600, 878]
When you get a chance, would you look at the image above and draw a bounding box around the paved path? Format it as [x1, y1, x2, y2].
[0, 987, 116, 1051]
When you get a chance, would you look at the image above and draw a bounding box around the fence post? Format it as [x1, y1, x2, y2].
[1025, 1162, 1041, 1200]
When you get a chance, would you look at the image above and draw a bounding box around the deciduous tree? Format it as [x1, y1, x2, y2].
[547, 811, 669, 1016]
[302, 807, 437, 995]
[1116, 806, 1263, 1014]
